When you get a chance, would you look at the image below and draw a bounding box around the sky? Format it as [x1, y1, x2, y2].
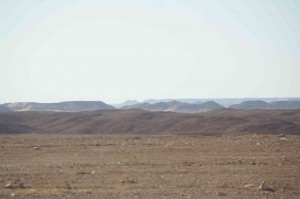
[0, 0, 300, 104]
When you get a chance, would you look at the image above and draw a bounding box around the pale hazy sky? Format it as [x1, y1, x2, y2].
[1, 0, 300, 104]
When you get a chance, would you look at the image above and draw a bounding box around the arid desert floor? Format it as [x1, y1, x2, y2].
[0, 134, 299, 198]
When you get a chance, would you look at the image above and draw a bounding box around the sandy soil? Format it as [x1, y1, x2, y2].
[0, 134, 299, 198]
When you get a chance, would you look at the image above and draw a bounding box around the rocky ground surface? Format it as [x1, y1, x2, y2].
[0, 134, 299, 198]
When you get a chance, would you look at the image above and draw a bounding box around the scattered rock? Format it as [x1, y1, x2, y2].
[77, 171, 87, 175]
[33, 146, 41, 150]
[65, 181, 71, 189]
[216, 192, 228, 196]
[18, 182, 25, 189]
[121, 179, 137, 184]
[251, 161, 256, 165]
[258, 181, 275, 192]
[4, 181, 12, 188]
[244, 184, 254, 188]
[281, 156, 287, 162]
[91, 170, 96, 174]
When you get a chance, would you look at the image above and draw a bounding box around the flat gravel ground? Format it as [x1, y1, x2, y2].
[0, 134, 299, 199]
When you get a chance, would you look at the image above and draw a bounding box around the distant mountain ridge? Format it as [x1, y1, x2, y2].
[2, 99, 300, 112]
[121, 100, 224, 113]
[112, 98, 300, 108]
[230, 100, 300, 110]
[4, 101, 115, 112]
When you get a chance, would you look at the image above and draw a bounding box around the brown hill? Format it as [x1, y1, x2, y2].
[0, 109, 300, 135]
[5, 101, 115, 112]
[121, 100, 224, 113]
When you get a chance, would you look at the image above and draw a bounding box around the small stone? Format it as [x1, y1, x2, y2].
[33, 147, 41, 150]
[216, 192, 228, 196]
[4, 181, 12, 188]
[244, 184, 254, 188]
[18, 182, 25, 189]
[65, 181, 71, 189]
[258, 181, 275, 192]
[128, 179, 137, 184]
[91, 170, 96, 174]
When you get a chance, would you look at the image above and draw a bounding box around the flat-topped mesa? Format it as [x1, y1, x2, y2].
[4, 101, 115, 112]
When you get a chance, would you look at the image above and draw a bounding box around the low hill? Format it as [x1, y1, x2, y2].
[0, 104, 14, 112]
[0, 109, 300, 135]
[269, 101, 300, 109]
[229, 100, 269, 109]
[121, 100, 224, 113]
[112, 100, 139, 108]
[230, 100, 300, 110]
[5, 101, 115, 112]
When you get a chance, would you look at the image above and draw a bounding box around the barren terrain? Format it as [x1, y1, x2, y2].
[0, 134, 299, 198]
[1, 109, 300, 135]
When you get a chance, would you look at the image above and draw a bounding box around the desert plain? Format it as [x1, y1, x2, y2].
[0, 133, 299, 199]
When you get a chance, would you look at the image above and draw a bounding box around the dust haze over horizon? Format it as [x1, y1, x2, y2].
[1, 0, 300, 104]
